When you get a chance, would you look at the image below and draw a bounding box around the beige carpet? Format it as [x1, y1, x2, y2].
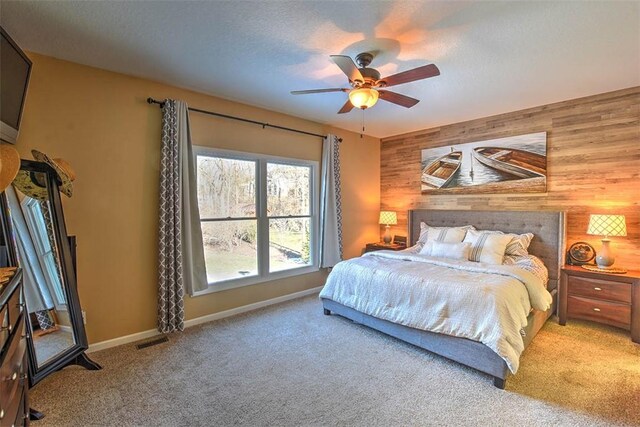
[31, 295, 640, 426]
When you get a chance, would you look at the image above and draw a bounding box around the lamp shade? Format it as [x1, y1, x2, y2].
[349, 88, 379, 109]
[379, 211, 397, 225]
[586, 214, 627, 237]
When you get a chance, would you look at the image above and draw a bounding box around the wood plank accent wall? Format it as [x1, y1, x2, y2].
[380, 87, 639, 268]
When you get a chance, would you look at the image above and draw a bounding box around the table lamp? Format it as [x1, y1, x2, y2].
[586, 214, 627, 271]
[379, 211, 397, 244]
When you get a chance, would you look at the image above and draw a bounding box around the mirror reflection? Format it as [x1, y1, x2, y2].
[6, 171, 75, 366]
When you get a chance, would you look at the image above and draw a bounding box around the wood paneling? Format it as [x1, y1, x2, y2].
[380, 87, 639, 268]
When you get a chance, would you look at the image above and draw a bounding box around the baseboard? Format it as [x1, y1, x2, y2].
[87, 328, 160, 353]
[87, 286, 323, 353]
[182, 285, 323, 328]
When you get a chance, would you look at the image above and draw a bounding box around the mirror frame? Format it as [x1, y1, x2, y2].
[5, 159, 93, 386]
[0, 193, 18, 267]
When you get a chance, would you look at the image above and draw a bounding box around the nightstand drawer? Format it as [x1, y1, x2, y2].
[567, 295, 631, 330]
[567, 276, 631, 304]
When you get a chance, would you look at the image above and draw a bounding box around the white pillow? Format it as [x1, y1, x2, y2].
[463, 230, 513, 265]
[418, 222, 474, 244]
[476, 229, 534, 257]
[428, 241, 471, 261]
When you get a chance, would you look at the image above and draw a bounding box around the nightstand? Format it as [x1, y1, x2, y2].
[363, 242, 407, 254]
[558, 265, 640, 343]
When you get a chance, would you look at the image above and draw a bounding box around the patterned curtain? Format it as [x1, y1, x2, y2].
[319, 134, 343, 268]
[157, 99, 208, 333]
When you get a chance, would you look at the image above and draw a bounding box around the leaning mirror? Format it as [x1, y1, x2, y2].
[6, 159, 99, 386]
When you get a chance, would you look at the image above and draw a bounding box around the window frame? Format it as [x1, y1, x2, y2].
[193, 146, 319, 295]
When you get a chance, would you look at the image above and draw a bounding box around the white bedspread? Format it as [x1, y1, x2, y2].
[319, 251, 553, 373]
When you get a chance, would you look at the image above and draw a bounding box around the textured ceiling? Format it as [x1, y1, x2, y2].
[1, 1, 639, 138]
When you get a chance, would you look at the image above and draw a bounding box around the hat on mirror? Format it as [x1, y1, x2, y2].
[31, 150, 76, 198]
[12, 169, 49, 200]
[0, 144, 21, 193]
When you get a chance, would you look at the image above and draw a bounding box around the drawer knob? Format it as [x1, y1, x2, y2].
[593, 287, 602, 291]
[593, 308, 601, 312]
[0, 409, 4, 419]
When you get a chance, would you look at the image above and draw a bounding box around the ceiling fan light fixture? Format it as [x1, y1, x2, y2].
[348, 88, 379, 109]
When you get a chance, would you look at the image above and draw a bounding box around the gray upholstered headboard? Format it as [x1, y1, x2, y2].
[408, 210, 566, 290]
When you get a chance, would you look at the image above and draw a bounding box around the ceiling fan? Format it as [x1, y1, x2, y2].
[291, 52, 440, 114]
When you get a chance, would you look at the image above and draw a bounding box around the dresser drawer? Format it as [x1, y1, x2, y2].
[12, 387, 28, 427]
[0, 308, 9, 352]
[0, 381, 26, 427]
[567, 295, 631, 330]
[5, 286, 23, 332]
[0, 317, 26, 413]
[567, 276, 631, 304]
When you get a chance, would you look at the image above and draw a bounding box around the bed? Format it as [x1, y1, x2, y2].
[320, 209, 566, 389]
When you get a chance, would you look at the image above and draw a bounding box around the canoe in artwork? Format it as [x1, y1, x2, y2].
[421, 151, 463, 189]
[472, 147, 546, 178]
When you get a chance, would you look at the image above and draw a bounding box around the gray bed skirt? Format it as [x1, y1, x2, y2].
[321, 290, 556, 389]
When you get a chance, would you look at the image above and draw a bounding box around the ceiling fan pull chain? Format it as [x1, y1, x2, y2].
[361, 109, 365, 139]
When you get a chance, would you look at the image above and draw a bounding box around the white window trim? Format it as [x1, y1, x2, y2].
[192, 146, 320, 296]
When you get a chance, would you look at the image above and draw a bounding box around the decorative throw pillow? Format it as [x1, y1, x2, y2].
[504, 233, 534, 257]
[472, 229, 534, 257]
[422, 241, 471, 261]
[463, 230, 513, 265]
[504, 254, 549, 285]
[401, 244, 423, 254]
[418, 222, 474, 245]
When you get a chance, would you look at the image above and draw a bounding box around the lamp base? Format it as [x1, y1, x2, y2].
[383, 225, 392, 244]
[595, 238, 617, 269]
[581, 264, 627, 274]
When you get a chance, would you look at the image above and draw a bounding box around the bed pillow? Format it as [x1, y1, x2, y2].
[504, 254, 549, 286]
[463, 230, 512, 265]
[473, 229, 534, 257]
[420, 241, 471, 261]
[504, 233, 534, 257]
[418, 222, 474, 245]
[401, 244, 422, 254]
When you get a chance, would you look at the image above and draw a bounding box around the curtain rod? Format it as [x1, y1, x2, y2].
[147, 98, 340, 141]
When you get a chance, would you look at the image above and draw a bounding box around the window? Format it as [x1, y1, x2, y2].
[195, 147, 318, 291]
[23, 199, 66, 307]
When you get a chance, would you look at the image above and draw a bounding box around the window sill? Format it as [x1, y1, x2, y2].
[190, 265, 321, 297]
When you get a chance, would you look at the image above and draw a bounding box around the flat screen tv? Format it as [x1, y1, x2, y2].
[1, 26, 32, 144]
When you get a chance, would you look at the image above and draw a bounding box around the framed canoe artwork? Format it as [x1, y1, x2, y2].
[420, 132, 547, 194]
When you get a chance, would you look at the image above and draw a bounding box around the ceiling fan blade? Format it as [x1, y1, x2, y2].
[337, 99, 355, 114]
[290, 88, 348, 95]
[378, 90, 420, 108]
[330, 55, 364, 83]
[378, 64, 440, 87]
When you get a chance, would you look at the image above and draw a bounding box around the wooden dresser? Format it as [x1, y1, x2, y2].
[559, 265, 640, 343]
[0, 269, 29, 426]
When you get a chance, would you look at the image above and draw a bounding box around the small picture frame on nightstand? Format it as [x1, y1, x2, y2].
[393, 235, 407, 246]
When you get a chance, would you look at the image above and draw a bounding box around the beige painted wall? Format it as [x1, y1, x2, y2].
[14, 53, 380, 343]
